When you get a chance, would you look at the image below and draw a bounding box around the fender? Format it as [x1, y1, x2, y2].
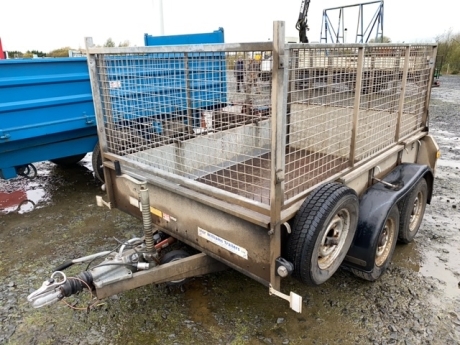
[343, 163, 433, 272]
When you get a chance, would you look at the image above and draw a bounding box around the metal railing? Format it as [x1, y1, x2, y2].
[85, 23, 436, 215]
[284, 42, 436, 203]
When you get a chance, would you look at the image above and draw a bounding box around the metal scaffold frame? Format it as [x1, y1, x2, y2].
[320, 1, 384, 44]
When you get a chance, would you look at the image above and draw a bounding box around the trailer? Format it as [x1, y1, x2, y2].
[28, 22, 439, 313]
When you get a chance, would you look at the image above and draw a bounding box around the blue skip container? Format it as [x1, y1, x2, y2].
[0, 28, 225, 180]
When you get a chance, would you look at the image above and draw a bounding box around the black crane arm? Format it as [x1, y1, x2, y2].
[296, 0, 311, 43]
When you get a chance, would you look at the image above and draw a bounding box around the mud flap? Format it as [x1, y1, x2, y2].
[342, 164, 433, 272]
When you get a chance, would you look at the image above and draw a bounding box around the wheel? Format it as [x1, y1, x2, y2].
[16, 164, 38, 179]
[50, 153, 86, 166]
[92, 144, 105, 183]
[351, 205, 399, 281]
[287, 182, 359, 286]
[160, 250, 190, 286]
[398, 179, 427, 244]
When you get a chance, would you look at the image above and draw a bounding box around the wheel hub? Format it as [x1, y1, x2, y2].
[318, 210, 350, 269]
[409, 193, 422, 231]
[375, 218, 395, 267]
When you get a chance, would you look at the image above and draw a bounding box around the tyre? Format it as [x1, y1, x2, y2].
[287, 182, 359, 286]
[160, 250, 190, 286]
[50, 153, 86, 166]
[92, 144, 105, 183]
[398, 179, 427, 244]
[351, 205, 399, 281]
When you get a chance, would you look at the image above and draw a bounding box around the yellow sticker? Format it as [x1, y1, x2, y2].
[150, 206, 163, 218]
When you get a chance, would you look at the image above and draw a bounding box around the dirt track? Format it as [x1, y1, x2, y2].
[1, 76, 459, 345]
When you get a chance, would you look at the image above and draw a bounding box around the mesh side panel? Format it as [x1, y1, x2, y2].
[285, 44, 435, 200]
[90, 42, 435, 207]
[355, 46, 403, 161]
[95, 51, 273, 204]
[400, 46, 432, 138]
[286, 47, 356, 199]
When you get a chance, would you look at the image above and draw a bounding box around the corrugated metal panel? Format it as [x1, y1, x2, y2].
[0, 58, 95, 142]
[0, 57, 97, 179]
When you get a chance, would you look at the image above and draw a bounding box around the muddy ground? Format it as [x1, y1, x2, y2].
[1, 76, 460, 345]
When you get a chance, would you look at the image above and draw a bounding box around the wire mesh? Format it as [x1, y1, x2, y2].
[90, 42, 435, 208]
[355, 46, 403, 161]
[285, 44, 435, 200]
[286, 47, 357, 200]
[94, 49, 273, 204]
[400, 45, 433, 138]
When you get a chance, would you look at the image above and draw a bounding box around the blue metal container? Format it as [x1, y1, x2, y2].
[105, 52, 227, 127]
[144, 28, 224, 46]
[0, 58, 97, 179]
[109, 29, 228, 127]
[110, 28, 227, 126]
[0, 29, 226, 180]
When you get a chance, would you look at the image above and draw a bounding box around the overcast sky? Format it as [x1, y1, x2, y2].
[1, 0, 458, 52]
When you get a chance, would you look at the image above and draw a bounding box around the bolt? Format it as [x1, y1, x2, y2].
[277, 266, 288, 277]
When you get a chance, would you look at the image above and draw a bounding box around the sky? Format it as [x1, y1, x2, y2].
[1, 0, 459, 52]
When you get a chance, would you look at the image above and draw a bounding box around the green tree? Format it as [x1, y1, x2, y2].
[47, 47, 73, 57]
[6, 50, 23, 58]
[435, 29, 460, 74]
[23, 50, 47, 58]
[369, 36, 391, 43]
[118, 40, 130, 47]
[104, 38, 115, 47]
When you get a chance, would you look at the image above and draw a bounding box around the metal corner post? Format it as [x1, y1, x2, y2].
[349, 46, 364, 166]
[269, 21, 288, 290]
[422, 45, 438, 127]
[85, 37, 115, 205]
[184, 53, 194, 133]
[85, 37, 109, 154]
[395, 46, 411, 142]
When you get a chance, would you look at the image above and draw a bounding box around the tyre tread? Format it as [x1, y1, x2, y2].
[350, 205, 400, 282]
[397, 178, 427, 244]
[92, 144, 104, 183]
[287, 182, 359, 285]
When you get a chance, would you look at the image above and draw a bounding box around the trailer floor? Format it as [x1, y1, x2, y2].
[197, 147, 349, 204]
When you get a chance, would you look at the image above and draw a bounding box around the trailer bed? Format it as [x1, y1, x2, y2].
[196, 148, 348, 204]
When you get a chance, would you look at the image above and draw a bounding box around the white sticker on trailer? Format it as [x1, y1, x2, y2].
[129, 196, 141, 210]
[198, 227, 248, 260]
[109, 80, 121, 89]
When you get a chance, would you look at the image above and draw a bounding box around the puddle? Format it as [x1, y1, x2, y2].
[80, 153, 94, 172]
[0, 154, 98, 215]
[431, 87, 460, 104]
[0, 187, 48, 214]
[436, 159, 460, 169]
[394, 240, 460, 300]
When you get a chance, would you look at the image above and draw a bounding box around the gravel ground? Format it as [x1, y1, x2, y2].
[1, 76, 460, 345]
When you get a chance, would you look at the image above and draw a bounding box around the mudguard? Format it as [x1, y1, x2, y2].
[343, 164, 433, 272]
